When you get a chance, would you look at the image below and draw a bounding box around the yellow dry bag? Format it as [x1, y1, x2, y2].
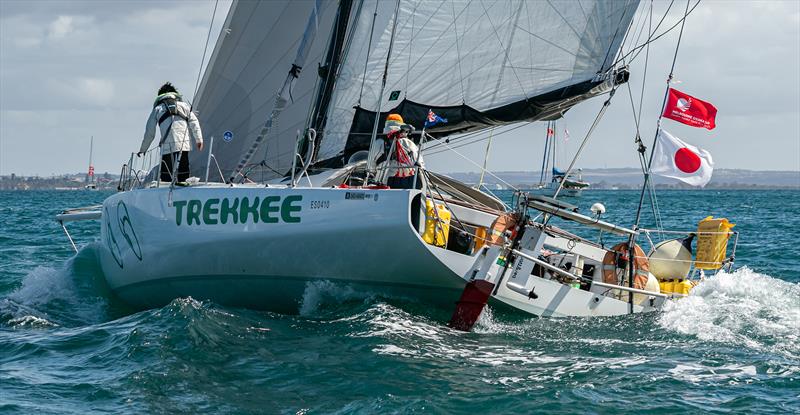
[695, 216, 735, 270]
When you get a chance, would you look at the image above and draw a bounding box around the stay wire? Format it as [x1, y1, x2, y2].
[550, 86, 618, 203]
[615, 0, 700, 68]
[190, 0, 220, 108]
[632, 0, 693, 231]
[623, 0, 662, 232]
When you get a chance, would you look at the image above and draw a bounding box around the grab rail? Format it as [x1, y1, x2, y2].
[509, 249, 668, 299]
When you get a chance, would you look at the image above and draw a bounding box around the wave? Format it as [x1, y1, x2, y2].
[0, 243, 123, 328]
[298, 280, 377, 317]
[658, 267, 800, 358]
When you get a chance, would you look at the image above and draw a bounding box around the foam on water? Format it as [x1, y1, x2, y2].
[299, 280, 377, 316]
[2, 190, 799, 413]
[1, 243, 117, 328]
[659, 267, 800, 358]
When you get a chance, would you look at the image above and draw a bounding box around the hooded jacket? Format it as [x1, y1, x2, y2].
[140, 93, 203, 154]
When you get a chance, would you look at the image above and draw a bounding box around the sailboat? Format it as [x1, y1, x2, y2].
[532, 121, 589, 197]
[57, 0, 738, 330]
[85, 136, 97, 191]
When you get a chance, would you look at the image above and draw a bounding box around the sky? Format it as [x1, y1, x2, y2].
[0, 0, 798, 177]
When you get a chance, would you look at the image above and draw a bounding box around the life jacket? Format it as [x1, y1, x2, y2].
[386, 131, 416, 178]
[154, 93, 189, 125]
[153, 93, 189, 145]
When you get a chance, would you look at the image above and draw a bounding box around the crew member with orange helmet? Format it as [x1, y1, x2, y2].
[381, 114, 424, 189]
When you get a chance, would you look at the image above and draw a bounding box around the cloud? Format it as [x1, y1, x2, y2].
[0, 0, 797, 176]
[47, 15, 74, 39]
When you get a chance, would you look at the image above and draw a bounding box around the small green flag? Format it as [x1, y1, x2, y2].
[388, 90, 401, 101]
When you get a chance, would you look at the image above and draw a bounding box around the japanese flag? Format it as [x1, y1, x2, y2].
[651, 129, 714, 187]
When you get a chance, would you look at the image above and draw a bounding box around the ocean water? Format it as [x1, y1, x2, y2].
[0, 189, 798, 414]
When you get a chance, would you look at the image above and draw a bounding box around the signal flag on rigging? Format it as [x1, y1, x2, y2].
[662, 88, 717, 130]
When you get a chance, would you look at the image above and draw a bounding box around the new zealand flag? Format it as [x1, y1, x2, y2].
[424, 109, 448, 128]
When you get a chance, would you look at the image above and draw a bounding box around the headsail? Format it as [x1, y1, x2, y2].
[188, 0, 338, 181]
[315, 0, 640, 166]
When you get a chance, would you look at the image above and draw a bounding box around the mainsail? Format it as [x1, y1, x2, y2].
[315, 0, 641, 166]
[191, 0, 640, 180]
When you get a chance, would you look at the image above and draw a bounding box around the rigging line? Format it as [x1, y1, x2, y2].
[422, 122, 529, 155]
[365, 0, 402, 175]
[616, 0, 644, 65]
[451, 0, 466, 103]
[622, 0, 653, 57]
[599, 0, 635, 73]
[636, 0, 654, 128]
[479, 0, 531, 102]
[540, 122, 550, 184]
[615, 0, 702, 68]
[621, 0, 676, 63]
[423, 123, 529, 156]
[626, 1, 652, 58]
[632, 0, 693, 231]
[422, 120, 519, 152]
[626, 5, 697, 67]
[190, 0, 220, 107]
[640, 0, 663, 233]
[425, 132, 519, 191]
[550, 86, 618, 201]
[357, 0, 380, 106]
[477, 127, 495, 188]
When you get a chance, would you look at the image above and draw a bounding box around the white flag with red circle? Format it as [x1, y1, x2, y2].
[651, 129, 714, 187]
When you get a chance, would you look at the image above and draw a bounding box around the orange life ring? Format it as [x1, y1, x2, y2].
[487, 213, 518, 245]
[602, 242, 650, 290]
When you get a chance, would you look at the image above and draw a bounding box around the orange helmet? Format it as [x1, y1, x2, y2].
[386, 113, 404, 123]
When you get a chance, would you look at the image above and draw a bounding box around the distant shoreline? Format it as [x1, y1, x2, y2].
[1, 168, 797, 191]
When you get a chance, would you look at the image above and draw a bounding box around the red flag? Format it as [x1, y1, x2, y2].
[662, 88, 717, 130]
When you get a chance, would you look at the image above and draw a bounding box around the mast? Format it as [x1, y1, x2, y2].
[365, 0, 401, 177]
[307, 0, 356, 162]
[87, 136, 94, 184]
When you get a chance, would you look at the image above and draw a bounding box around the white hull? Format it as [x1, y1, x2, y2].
[97, 185, 660, 317]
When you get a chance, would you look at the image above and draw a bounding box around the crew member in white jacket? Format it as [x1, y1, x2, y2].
[139, 82, 204, 183]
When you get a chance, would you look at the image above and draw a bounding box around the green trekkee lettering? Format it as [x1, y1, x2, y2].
[174, 196, 303, 226]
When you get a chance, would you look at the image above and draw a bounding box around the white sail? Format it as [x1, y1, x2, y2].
[188, 0, 338, 181]
[316, 0, 640, 165]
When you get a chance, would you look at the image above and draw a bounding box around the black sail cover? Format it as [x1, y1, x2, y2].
[191, 0, 640, 180]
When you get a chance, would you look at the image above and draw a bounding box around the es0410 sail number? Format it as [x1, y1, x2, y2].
[310, 200, 330, 209]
